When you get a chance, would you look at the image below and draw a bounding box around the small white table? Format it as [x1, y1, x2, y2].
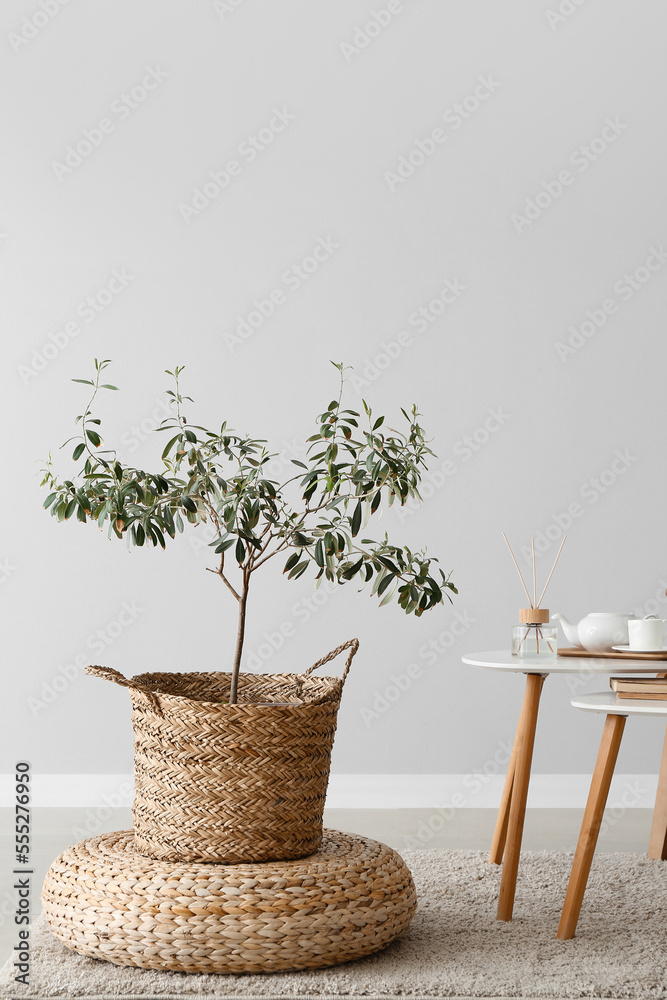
[558, 691, 667, 939]
[462, 650, 666, 922]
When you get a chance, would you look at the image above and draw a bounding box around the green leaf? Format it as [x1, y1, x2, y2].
[161, 434, 180, 461]
[378, 556, 399, 574]
[294, 531, 314, 546]
[350, 500, 362, 537]
[86, 430, 101, 447]
[214, 537, 235, 554]
[379, 577, 399, 607]
[377, 573, 394, 596]
[43, 493, 57, 509]
[181, 495, 197, 513]
[72, 442, 85, 461]
[71, 378, 94, 385]
[288, 559, 309, 580]
[235, 538, 245, 564]
[100, 384, 119, 390]
[342, 556, 363, 580]
[284, 551, 300, 573]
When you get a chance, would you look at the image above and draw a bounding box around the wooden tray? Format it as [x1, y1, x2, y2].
[558, 646, 667, 661]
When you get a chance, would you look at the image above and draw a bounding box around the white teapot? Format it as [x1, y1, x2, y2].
[552, 612, 632, 653]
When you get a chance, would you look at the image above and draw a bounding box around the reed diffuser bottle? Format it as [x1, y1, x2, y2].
[512, 608, 557, 661]
[502, 532, 566, 663]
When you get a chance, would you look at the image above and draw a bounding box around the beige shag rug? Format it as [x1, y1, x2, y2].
[1, 850, 665, 999]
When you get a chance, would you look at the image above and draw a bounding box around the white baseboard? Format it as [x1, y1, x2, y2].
[0, 773, 659, 809]
[325, 774, 658, 810]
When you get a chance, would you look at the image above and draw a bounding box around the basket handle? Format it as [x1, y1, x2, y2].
[302, 638, 360, 687]
[85, 665, 162, 714]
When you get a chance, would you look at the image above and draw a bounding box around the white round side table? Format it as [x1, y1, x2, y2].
[462, 650, 667, 922]
[558, 691, 667, 940]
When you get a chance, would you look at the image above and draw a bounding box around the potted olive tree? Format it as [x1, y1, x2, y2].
[42, 360, 456, 864]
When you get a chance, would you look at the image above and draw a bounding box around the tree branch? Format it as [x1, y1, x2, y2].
[205, 565, 241, 601]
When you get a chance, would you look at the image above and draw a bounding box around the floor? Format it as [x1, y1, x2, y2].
[0, 806, 655, 961]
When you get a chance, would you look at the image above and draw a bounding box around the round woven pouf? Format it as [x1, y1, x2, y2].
[42, 829, 417, 974]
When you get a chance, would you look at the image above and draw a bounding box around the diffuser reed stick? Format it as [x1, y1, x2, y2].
[536, 535, 567, 609]
[501, 532, 533, 608]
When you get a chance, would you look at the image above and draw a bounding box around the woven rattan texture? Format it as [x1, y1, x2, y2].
[41, 829, 417, 974]
[129, 671, 342, 863]
[86, 638, 359, 864]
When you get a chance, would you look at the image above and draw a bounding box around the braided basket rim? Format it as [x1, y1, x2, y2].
[128, 670, 342, 709]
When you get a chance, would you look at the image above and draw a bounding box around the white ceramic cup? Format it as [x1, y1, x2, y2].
[627, 617, 665, 651]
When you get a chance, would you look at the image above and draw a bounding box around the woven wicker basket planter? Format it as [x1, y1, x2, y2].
[41, 828, 416, 974]
[86, 639, 359, 864]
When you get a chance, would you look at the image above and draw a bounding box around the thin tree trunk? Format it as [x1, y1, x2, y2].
[229, 577, 248, 704]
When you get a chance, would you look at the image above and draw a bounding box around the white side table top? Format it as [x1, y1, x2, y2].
[462, 650, 664, 674]
[571, 691, 667, 717]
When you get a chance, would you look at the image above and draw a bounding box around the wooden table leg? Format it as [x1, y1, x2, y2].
[557, 713, 626, 940]
[489, 675, 545, 865]
[648, 720, 667, 861]
[489, 753, 515, 865]
[496, 673, 545, 921]
[489, 713, 520, 864]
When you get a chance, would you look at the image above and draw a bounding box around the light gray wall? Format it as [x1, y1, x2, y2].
[3, 0, 667, 779]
